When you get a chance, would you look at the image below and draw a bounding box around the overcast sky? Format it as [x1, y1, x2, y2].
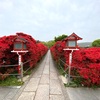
[0, 0, 100, 42]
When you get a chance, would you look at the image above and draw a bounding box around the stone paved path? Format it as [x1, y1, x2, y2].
[16, 50, 65, 100]
[1, 50, 100, 100]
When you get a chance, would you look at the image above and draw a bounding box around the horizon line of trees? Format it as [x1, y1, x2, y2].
[42, 34, 100, 48]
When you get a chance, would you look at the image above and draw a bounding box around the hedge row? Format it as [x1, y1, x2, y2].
[51, 41, 100, 87]
[0, 32, 48, 80]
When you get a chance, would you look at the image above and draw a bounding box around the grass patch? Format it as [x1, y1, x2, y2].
[57, 64, 83, 87]
[0, 56, 46, 87]
[24, 68, 32, 76]
[26, 69, 32, 75]
[57, 64, 67, 76]
[64, 82, 79, 87]
[0, 76, 23, 86]
[57, 62, 100, 88]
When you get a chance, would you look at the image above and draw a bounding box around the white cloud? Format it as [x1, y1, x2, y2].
[0, 0, 13, 11]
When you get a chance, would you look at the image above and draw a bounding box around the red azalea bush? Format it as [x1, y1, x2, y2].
[50, 41, 66, 61]
[71, 48, 100, 87]
[51, 40, 100, 87]
[37, 42, 48, 60]
[0, 32, 48, 80]
[16, 33, 48, 67]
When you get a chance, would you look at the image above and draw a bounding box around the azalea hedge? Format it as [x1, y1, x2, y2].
[0, 32, 48, 80]
[51, 41, 100, 87]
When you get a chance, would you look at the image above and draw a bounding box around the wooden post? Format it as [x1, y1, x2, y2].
[68, 50, 73, 85]
[17, 54, 22, 75]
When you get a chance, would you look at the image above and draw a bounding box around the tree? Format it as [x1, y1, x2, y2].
[42, 40, 55, 48]
[54, 34, 67, 42]
[47, 40, 55, 48]
[42, 34, 68, 48]
[92, 39, 100, 47]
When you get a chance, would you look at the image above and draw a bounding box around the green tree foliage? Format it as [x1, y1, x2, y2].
[42, 40, 55, 48]
[54, 34, 67, 42]
[92, 39, 100, 47]
[42, 34, 68, 48]
[47, 40, 55, 48]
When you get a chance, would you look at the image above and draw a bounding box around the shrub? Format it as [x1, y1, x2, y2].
[71, 48, 100, 87]
[51, 40, 100, 87]
[0, 32, 48, 80]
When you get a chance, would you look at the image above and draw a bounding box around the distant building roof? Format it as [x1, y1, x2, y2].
[13, 36, 27, 43]
[64, 32, 82, 41]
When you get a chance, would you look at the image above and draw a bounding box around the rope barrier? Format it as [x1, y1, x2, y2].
[0, 64, 18, 67]
[58, 58, 81, 78]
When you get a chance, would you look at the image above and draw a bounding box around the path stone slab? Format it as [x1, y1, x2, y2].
[43, 66, 49, 74]
[50, 79, 63, 95]
[50, 65, 56, 73]
[18, 92, 35, 100]
[50, 72, 58, 79]
[0, 87, 19, 100]
[40, 74, 49, 84]
[24, 78, 40, 92]
[0, 87, 11, 100]
[34, 85, 49, 100]
[66, 88, 99, 100]
[32, 70, 43, 78]
[50, 95, 65, 100]
[91, 88, 100, 100]
[4, 89, 19, 100]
